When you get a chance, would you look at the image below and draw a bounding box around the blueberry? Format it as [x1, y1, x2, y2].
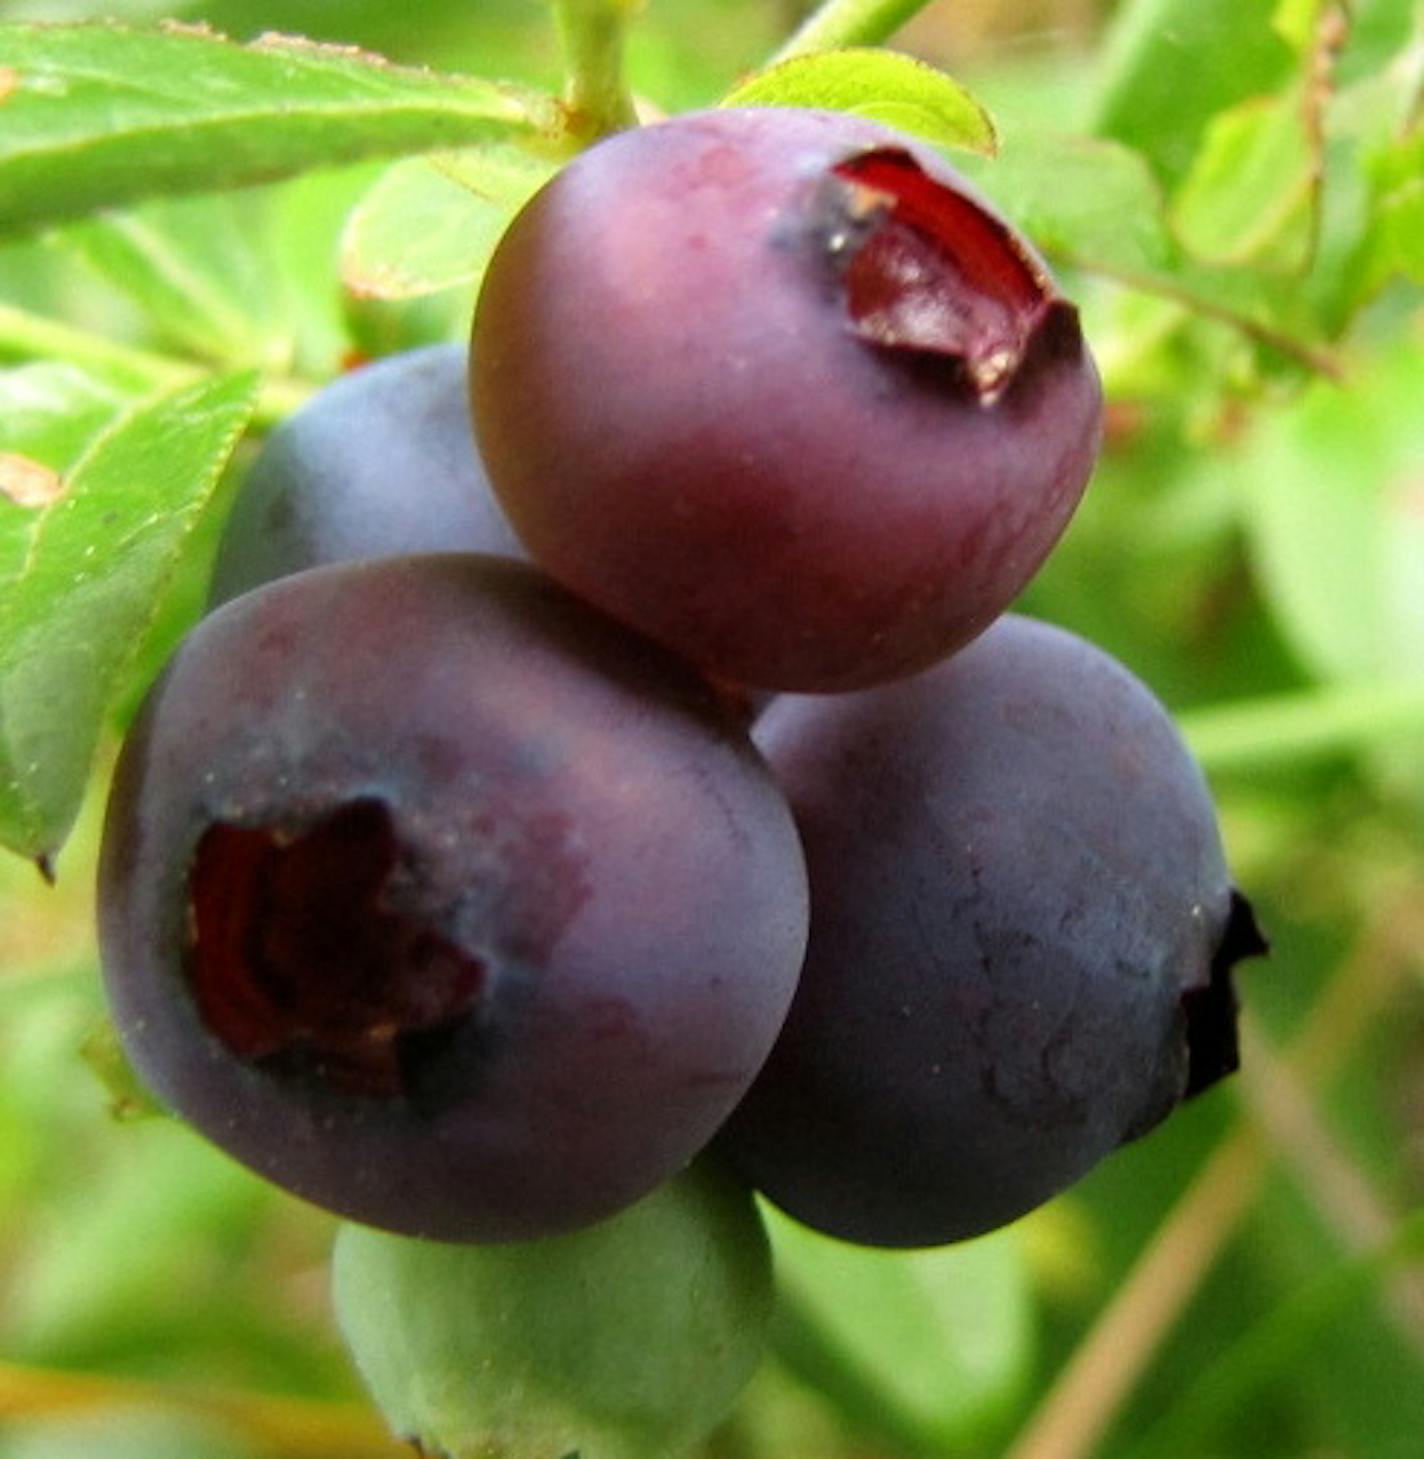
[717, 614, 1266, 1246]
[471, 109, 1101, 691]
[100, 555, 809, 1241]
[209, 344, 522, 606]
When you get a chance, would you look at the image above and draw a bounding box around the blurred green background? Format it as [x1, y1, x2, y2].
[0, 1, 1422, 1456]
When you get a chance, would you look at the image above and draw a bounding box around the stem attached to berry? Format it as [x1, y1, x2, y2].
[552, 0, 642, 145]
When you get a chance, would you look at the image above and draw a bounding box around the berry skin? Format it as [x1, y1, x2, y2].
[209, 344, 522, 607]
[716, 615, 1266, 1248]
[99, 555, 809, 1242]
[471, 107, 1102, 692]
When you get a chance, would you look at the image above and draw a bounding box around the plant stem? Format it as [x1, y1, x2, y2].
[1178, 679, 1424, 775]
[769, 0, 930, 64]
[0, 301, 313, 430]
[552, 0, 640, 144]
[0, 300, 188, 393]
[1003, 900, 1422, 1459]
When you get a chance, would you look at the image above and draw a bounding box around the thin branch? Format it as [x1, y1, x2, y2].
[769, 0, 929, 64]
[0, 301, 314, 430]
[1006, 1130, 1266, 1459]
[0, 1360, 406, 1459]
[1238, 1020, 1424, 1360]
[1069, 259, 1343, 378]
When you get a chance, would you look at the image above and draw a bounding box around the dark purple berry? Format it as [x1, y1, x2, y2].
[717, 615, 1266, 1247]
[471, 108, 1101, 692]
[209, 344, 521, 607]
[99, 555, 809, 1241]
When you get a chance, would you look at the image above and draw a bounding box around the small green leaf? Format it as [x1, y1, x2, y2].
[0, 23, 554, 238]
[769, 1211, 1031, 1451]
[1356, 133, 1424, 292]
[0, 370, 258, 865]
[1300, 53, 1424, 329]
[342, 148, 554, 301]
[1091, 0, 1295, 183]
[1171, 92, 1315, 265]
[334, 1164, 773, 1459]
[1273, 0, 1330, 53]
[1364, 178, 1424, 286]
[721, 48, 997, 155]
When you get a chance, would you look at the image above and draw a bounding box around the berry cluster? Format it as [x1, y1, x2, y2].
[98, 108, 1263, 1251]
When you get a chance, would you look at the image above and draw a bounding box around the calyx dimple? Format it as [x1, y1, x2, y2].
[185, 798, 484, 1098]
[1182, 890, 1269, 1099]
[818, 147, 1058, 402]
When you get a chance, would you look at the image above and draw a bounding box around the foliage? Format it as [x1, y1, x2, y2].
[0, 0, 1421, 1456]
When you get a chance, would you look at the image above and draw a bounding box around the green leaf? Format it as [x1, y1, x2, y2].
[334, 1164, 773, 1459]
[0, 370, 258, 866]
[341, 148, 554, 301]
[52, 192, 296, 371]
[0, 23, 553, 238]
[768, 1212, 1031, 1451]
[1355, 133, 1424, 292]
[1274, 0, 1328, 52]
[721, 47, 997, 155]
[1171, 92, 1315, 265]
[958, 133, 1174, 273]
[1091, 0, 1295, 183]
[1336, 0, 1423, 84]
[0, 365, 133, 615]
[1363, 177, 1424, 286]
[1239, 339, 1424, 686]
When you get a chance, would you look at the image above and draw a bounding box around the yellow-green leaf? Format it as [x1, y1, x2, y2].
[722, 48, 996, 156]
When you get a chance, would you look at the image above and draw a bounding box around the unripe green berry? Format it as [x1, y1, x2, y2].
[333, 1162, 772, 1459]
